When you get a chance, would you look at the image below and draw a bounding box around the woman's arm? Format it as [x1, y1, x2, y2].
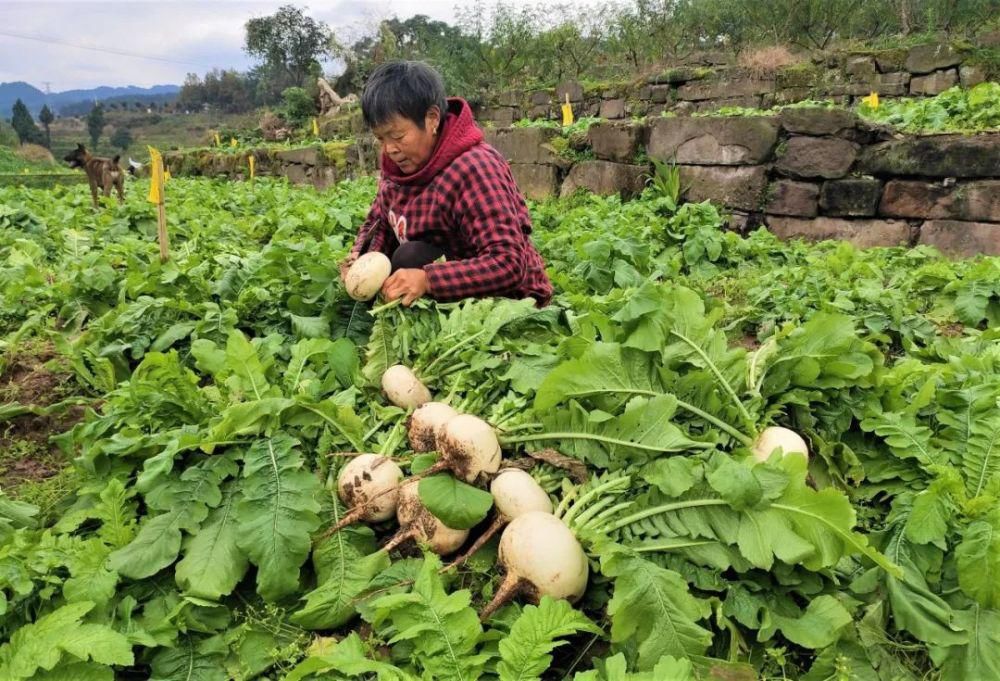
[423, 153, 528, 301]
[351, 198, 391, 257]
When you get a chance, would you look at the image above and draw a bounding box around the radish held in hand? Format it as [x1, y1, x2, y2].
[383, 480, 469, 556]
[382, 365, 432, 409]
[479, 511, 588, 622]
[345, 252, 392, 301]
[408, 402, 459, 452]
[318, 454, 403, 541]
[751, 426, 809, 463]
[444, 468, 553, 571]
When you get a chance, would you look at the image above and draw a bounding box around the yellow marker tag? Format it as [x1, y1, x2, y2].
[163, 169, 171, 182]
[230, 138, 238, 147]
[561, 93, 574, 127]
[214, 132, 221, 147]
[248, 154, 256, 179]
[312, 117, 319, 136]
[147, 146, 164, 204]
[863, 91, 879, 109]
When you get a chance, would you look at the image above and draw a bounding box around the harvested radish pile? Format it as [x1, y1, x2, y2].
[1, 176, 999, 680]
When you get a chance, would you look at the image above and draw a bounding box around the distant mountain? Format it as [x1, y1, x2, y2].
[0, 82, 180, 118]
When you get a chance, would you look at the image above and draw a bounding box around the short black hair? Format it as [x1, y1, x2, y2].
[361, 61, 447, 130]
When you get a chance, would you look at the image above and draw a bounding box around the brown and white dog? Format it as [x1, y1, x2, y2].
[63, 143, 125, 208]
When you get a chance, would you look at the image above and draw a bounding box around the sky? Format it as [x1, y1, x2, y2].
[0, 0, 589, 92]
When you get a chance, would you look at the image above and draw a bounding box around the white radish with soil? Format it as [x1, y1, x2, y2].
[323, 414, 503, 539]
[479, 510, 589, 621]
[382, 479, 470, 556]
[433, 414, 502, 483]
[319, 454, 404, 541]
[751, 426, 809, 463]
[345, 252, 392, 301]
[408, 402, 459, 452]
[382, 365, 432, 409]
[444, 468, 553, 571]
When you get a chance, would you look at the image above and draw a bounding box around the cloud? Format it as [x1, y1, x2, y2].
[0, 0, 629, 91]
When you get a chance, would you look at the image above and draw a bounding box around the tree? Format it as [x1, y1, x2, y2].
[244, 5, 334, 101]
[38, 104, 54, 148]
[110, 126, 133, 151]
[11, 99, 44, 145]
[281, 86, 316, 124]
[87, 103, 106, 149]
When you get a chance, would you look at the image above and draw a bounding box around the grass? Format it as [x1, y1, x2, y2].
[0, 145, 58, 174]
[0, 437, 78, 524]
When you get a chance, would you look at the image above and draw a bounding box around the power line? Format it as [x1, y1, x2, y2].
[0, 29, 211, 67]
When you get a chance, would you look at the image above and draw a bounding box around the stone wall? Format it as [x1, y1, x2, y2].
[157, 139, 378, 190]
[475, 40, 996, 126]
[486, 111, 1000, 257]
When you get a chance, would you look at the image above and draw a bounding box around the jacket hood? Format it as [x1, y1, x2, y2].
[381, 97, 484, 186]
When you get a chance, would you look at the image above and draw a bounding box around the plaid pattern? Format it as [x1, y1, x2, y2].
[351, 137, 552, 306]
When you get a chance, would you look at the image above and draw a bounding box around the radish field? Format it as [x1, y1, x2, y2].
[1, 177, 999, 680]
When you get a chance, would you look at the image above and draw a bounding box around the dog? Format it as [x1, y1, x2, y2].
[63, 143, 125, 209]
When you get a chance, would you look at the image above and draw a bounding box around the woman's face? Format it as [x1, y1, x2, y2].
[372, 108, 442, 174]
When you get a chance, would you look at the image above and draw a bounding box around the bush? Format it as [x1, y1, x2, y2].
[281, 87, 317, 124]
[14, 144, 55, 165]
[0, 120, 17, 147]
[738, 46, 802, 78]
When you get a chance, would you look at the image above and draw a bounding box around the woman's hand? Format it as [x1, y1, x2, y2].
[339, 252, 358, 284]
[381, 268, 429, 306]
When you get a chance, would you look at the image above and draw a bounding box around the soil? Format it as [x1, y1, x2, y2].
[0, 344, 86, 490]
[734, 333, 762, 351]
[937, 322, 965, 338]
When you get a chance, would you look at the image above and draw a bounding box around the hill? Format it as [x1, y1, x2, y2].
[0, 81, 180, 117]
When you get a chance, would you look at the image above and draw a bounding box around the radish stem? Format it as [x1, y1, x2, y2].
[441, 514, 505, 573]
[479, 573, 524, 623]
[668, 329, 755, 430]
[502, 431, 714, 452]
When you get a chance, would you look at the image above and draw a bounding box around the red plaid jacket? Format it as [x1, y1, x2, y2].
[351, 98, 553, 306]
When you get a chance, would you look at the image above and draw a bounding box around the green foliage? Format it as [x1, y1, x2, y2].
[418, 474, 494, 529]
[498, 597, 601, 681]
[244, 5, 333, 100]
[109, 126, 133, 151]
[2, 172, 1000, 680]
[87, 104, 106, 149]
[858, 82, 1000, 132]
[281, 86, 317, 124]
[10, 99, 44, 146]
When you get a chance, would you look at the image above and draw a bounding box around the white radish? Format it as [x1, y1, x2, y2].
[479, 511, 588, 621]
[383, 480, 469, 556]
[337, 454, 403, 522]
[408, 402, 459, 452]
[318, 454, 403, 541]
[382, 365, 432, 409]
[751, 426, 809, 463]
[435, 414, 502, 483]
[444, 468, 553, 571]
[345, 414, 502, 532]
[345, 252, 392, 301]
[491, 469, 554, 519]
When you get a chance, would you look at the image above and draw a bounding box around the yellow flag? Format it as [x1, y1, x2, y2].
[312, 118, 319, 136]
[164, 169, 171, 182]
[214, 132, 221, 147]
[248, 154, 256, 179]
[561, 93, 574, 127]
[230, 138, 238, 147]
[862, 91, 880, 109]
[147, 146, 164, 204]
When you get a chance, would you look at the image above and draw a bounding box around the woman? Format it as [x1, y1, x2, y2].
[341, 61, 553, 307]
